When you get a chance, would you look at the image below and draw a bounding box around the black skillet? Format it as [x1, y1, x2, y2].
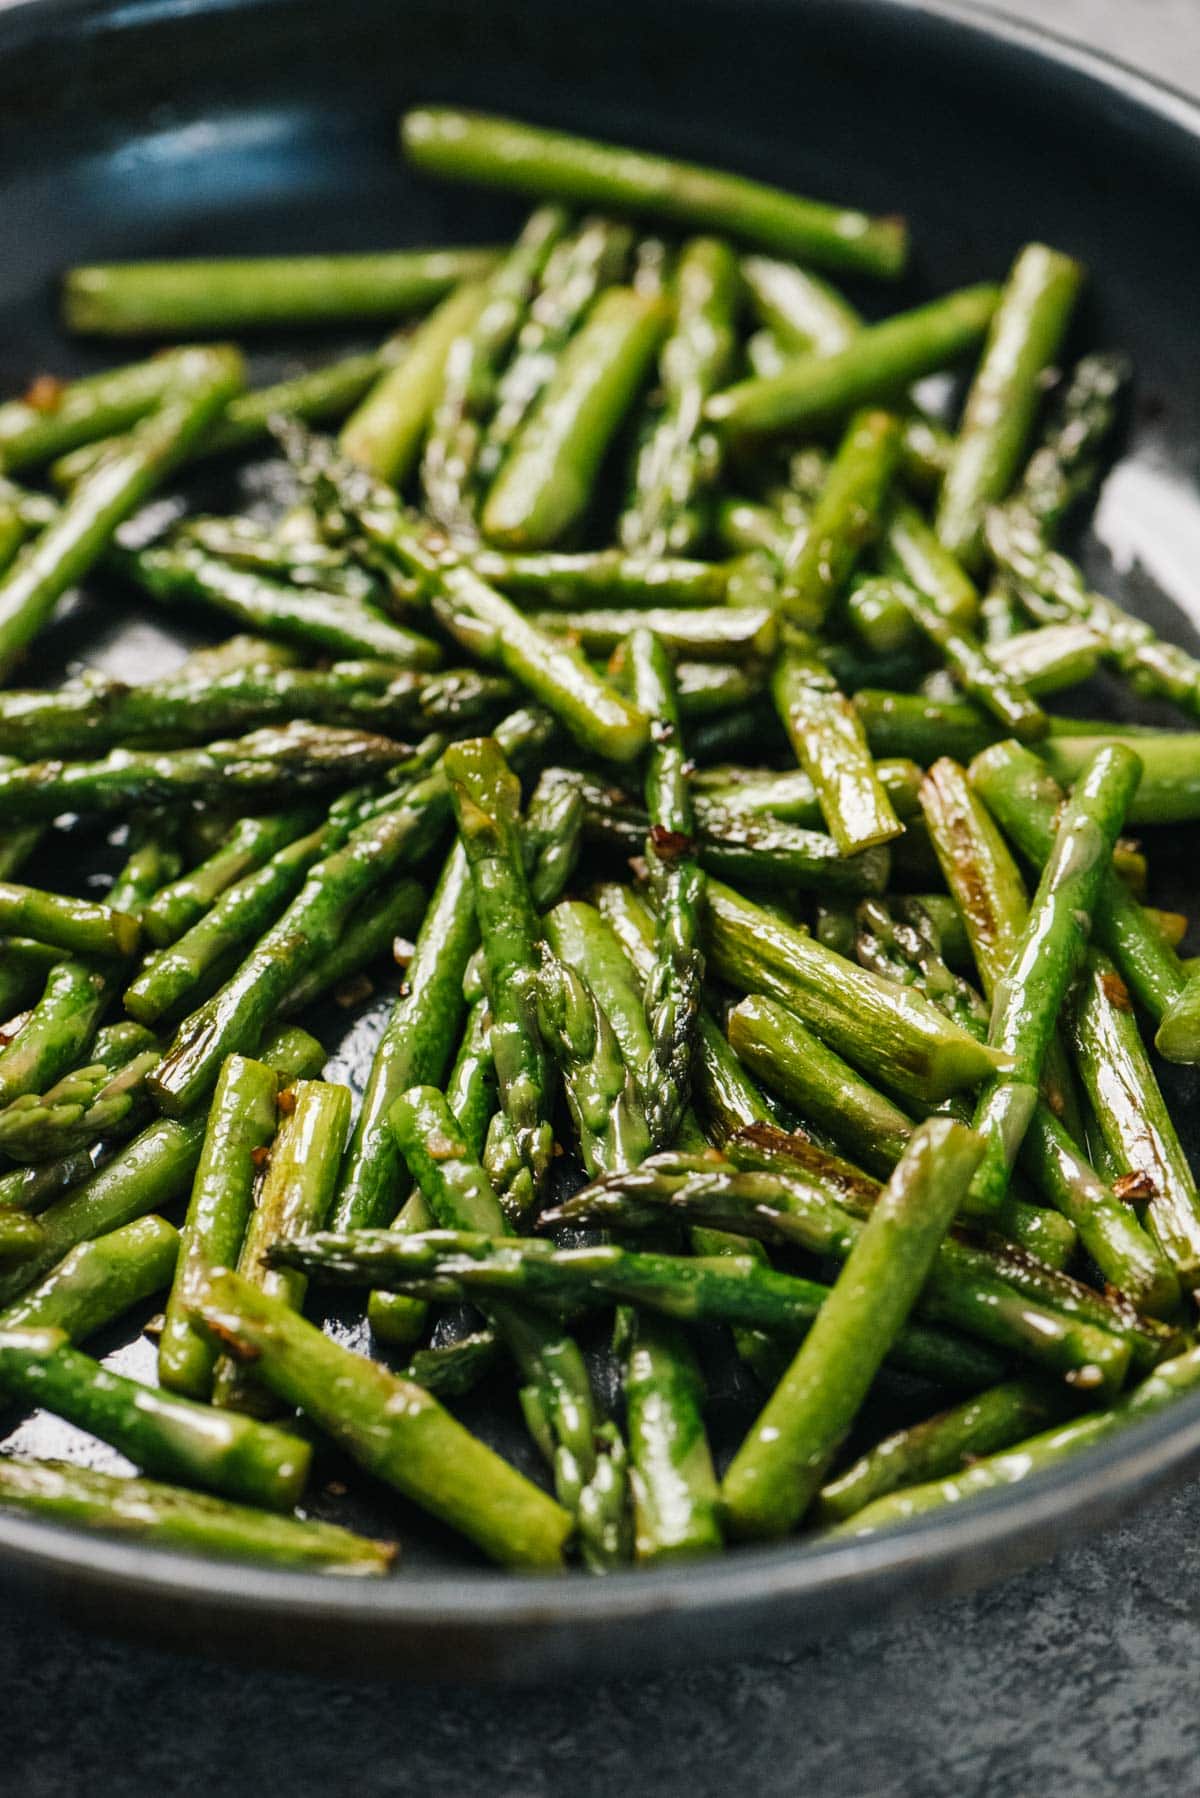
[0, 0, 1199, 1681]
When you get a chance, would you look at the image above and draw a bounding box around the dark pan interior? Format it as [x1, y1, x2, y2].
[0, 0, 1199, 1680]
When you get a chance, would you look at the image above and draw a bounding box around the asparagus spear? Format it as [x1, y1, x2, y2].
[146, 719, 536, 1117]
[0, 1025, 325, 1310]
[780, 410, 902, 626]
[63, 247, 499, 333]
[0, 1027, 159, 1164]
[1021, 1103, 1180, 1317]
[935, 244, 1084, 571]
[1011, 350, 1131, 538]
[725, 1021, 1073, 1267]
[279, 1226, 1008, 1393]
[707, 287, 998, 436]
[0, 662, 512, 764]
[720, 1119, 984, 1537]
[332, 842, 477, 1237]
[421, 207, 568, 533]
[49, 340, 419, 488]
[195, 1268, 574, 1570]
[116, 540, 442, 667]
[706, 881, 1006, 1103]
[968, 739, 1187, 1023]
[0, 1214, 178, 1338]
[619, 237, 740, 555]
[966, 744, 1140, 1217]
[0, 960, 113, 1115]
[0, 348, 243, 677]
[213, 1078, 351, 1415]
[479, 217, 634, 484]
[446, 737, 555, 1214]
[482, 287, 668, 548]
[0, 347, 212, 473]
[625, 1315, 722, 1561]
[124, 775, 399, 1027]
[0, 1325, 311, 1509]
[331, 282, 486, 484]
[472, 545, 729, 607]
[546, 1151, 1139, 1378]
[0, 723, 411, 825]
[391, 1085, 631, 1567]
[770, 644, 902, 857]
[985, 507, 1200, 718]
[628, 630, 705, 1147]
[1069, 952, 1200, 1293]
[0, 1456, 395, 1571]
[0, 883, 138, 959]
[402, 1329, 502, 1399]
[158, 1054, 280, 1400]
[0, 1213, 48, 1263]
[536, 603, 776, 662]
[363, 980, 495, 1348]
[537, 948, 650, 1176]
[814, 1380, 1071, 1525]
[402, 107, 909, 277]
[280, 879, 424, 1016]
[918, 755, 1175, 1306]
[877, 577, 1048, 741]
[544, 891, 785, 1383]
[142, 809, 321, 947]
[740, 255, 861, 356]
[852, 897, 989, 1041]
[835, 1345, 1200, 1537]
[299, 436, 651, 764]
[1040, 731, 1200, 829]
[692, 757, 921, 826]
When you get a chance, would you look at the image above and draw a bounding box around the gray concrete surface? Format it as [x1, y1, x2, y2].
[4, 4, 1200, 1793]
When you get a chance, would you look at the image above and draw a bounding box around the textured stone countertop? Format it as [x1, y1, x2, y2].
[4, 5, 1200, 1794]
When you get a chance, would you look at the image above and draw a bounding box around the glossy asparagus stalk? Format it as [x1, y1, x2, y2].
[0, 346, 210, 472]
[771, 645, 903, 856]
[0, 1457, 396, 1572]
[0, 347, 242, 678]
[780, 410, 902, 627]
[158, 1054, 280, 1400]
[0, 1215, 178, 1339]
[966, 744, 1140, 1216]
[277, 1225, 1008, 1393]
[935, 244, 1084, 570]
[720, 1119, 985, 1538]
[482, 287, 669, 549]
[116, 541, 442, 668]
[835, 1345, 1200, 1537]
[478, 216, 635, 484]
[472, 545, 730, 607]
[707, 287, 998, 436]
[402, 108, 909, 278]
[0, 1325, 311, 1509]
[0, 723, 410, 825]
[1070, 952, 1200, 1293]
[421, 208, 568, 532]
[0, 1025, 325, 1310]
[705, 881, 1007, 1104]
[968, 739, 1187, 1023]
[620, 236, 740, 556]
[814, 1380, 1071, 1524]
[213, 1078, 351, 1415]
[63, 247, 499, 333]
[446, 738, 555, 1215]
[195, 1268, 573, 1570]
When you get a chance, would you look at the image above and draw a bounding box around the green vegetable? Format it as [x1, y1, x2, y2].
[402, 108, 909, 278]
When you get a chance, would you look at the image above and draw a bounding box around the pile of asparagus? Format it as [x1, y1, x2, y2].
[0, 109, 1196, 1574]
